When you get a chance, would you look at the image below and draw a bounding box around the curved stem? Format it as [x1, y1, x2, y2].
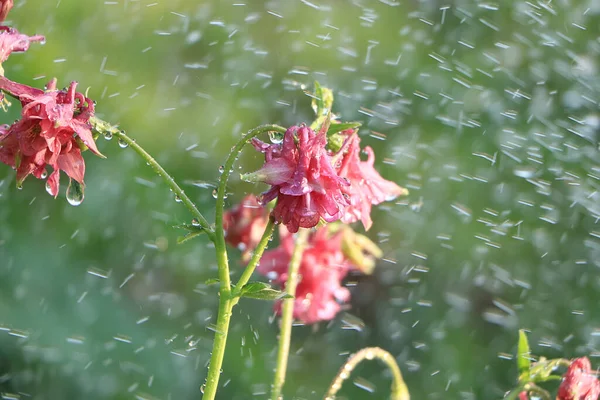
[214, 124, 286, 288]
[325, 347, 410, 400]
[203, 124, 285, 400]
[232, 217, 276, 303]
[90, 118, 214, 240]
[271, 228, 310, 400]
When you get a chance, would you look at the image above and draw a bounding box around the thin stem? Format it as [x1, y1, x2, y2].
[203, 124, 285, 400]
[271, 228, 310, 400]
[91, 118, 215, 240]
[232, 217, 276, 303]
[214, 124, 286, 289]
[325, 347, 410, 400]
[201, 295, 234, 400]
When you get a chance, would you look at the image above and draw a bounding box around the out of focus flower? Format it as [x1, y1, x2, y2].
[0, 26, 44, 70]
[0, 0, 12, 22]
[336, 132, 408, 230]
[223, 194, 270, 261]
[0, 77, 102, 197]
[557, 357, 600, 400]
[244, 125, 349, 233]
[519, 392, 528, 400]
[259, 226, 357, 324]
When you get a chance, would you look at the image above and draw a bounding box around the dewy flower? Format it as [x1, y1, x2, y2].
[245, 125, 349, 233]
[336, 131, 408, 231]
[258, 226, 353, 324]
[223, 194, 270, 261]
[557, 357, 600, 400]
[0, 76, 102, 197]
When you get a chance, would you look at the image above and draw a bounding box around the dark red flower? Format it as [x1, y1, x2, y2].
[557, 357, 600, 400]
[336, 132, 408, 230]
[258, 226, 352, 324]
[0, 77, 102, 197]
[223, 194, 270, 261]
[0, 0, 12, 22]
[246, 125, 349, 233]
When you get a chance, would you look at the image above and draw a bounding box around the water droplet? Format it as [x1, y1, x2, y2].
[66, 179, 84, 206]
[218, 165, 225, 174]
[118, 138, 128, 148]
[104, 131, 113, 140]
[200, 384, 206, 394]
[268, 131, 284, 144]
[45, 180, 53, 195]
[212, 189, 218, 199]
[175, 195, 182, 203]
[40, 170, 48, 179]
[191, 218, 200, 227]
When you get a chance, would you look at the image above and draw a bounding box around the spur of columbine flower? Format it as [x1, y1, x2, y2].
[257, 224, 382, 324]
[0, 76, 103, 197]
[243, 124, 349, 233]
[557, 357, 600, 400]
[335, 130, 408, 231]
[223, 194, 269, 261]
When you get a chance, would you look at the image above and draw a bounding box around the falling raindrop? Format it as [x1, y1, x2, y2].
[66, 179, 84, 206]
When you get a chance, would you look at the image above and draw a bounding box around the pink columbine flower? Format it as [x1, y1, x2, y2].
[247, 125, 349, 233]
[557, 357, 600, 400]
[0, 77, 102, 197]
[336, 131, 408, 231]
[258, 226, 353, 324]
[223, 194, 270, 261]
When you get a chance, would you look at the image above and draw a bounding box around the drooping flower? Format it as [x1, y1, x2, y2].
[258, 226, 353, 324]
[557, 357, 600, 400]
[0, 76, 102, 197]
[245, 125, 349, 233]
[223, 194, 270, 261]
[336, 131, 408, 231]
[0, 0, 11, 23]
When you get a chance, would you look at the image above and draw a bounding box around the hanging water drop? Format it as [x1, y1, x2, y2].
[45, 180, 53, 195]
[191, 218, 200, 227]
[175, 195, 182, 203]
[104, 131, 113, 140]
[66, 179, 85, 206]
[212, 189, 218, 199]
[40, 170, 48, 179]
[118, 138, 128, 148]
[218, 165, 225, 174]
[268, 131, 284, 144]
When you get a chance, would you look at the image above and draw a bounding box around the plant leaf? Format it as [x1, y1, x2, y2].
[327, 122, 362, 135]
[239, 282, 293, 301]
[205, 278, 220, 286]
[517, 329, 532, 381]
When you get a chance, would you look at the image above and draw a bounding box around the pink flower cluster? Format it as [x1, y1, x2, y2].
[223, 194, 269, 261]
[557, 358, 600, 400]
[0, 0, 100, 198]
[248, 125, 407, 233]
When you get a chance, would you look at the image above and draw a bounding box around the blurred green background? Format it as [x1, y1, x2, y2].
[1, 0, 599, 399]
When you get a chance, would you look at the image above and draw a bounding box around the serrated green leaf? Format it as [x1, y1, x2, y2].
[239, 281, 293, 301]
[205, 278, 220, 285]
[327, 122, 362, 136]
[517, 330, 532, 380]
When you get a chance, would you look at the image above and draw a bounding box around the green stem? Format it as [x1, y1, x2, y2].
[325, 347, 410, 400]
[231, 217, 276, 303]
[271, 228, 310, 400]
[91, 118, 214, 240]
[203, 124, 285, 400]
